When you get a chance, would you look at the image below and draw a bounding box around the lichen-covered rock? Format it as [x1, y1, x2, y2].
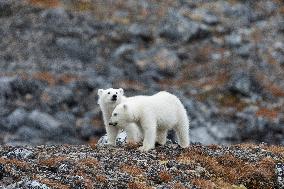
[0, 144, 283, 188]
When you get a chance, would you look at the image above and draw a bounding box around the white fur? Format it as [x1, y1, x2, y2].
[110, 91, 190, 151]
[97, 88, 142, 145]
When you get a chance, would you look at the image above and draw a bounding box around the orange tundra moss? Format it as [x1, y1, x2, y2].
[120, 164, 144, 176]
[179, 146, 278, 189]
[128, 182, 153, 189]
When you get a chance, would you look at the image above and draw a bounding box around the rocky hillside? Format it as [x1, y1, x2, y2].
[0, 0, 283, 146]
[0, 143, 283, 189]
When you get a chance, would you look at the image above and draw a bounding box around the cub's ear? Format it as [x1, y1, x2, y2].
[97, 89, 104, 96]
[123, 104, 127, 110]
[119, 88, 124, 95]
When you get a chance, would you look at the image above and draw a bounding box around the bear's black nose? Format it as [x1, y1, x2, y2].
[109, 122, 117, 126]
[112, 94, 117, 101]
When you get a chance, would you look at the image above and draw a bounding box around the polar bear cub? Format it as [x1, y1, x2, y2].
[97, 88, 142, 145]
[109, 91, 190, 151]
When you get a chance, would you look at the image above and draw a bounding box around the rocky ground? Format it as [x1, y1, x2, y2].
[0, 0, 283, 146]
[0, 142, 283, 189]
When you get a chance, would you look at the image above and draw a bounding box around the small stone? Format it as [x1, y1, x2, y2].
[154, 48, 180, 76]
[229, 72, 252, 96]
[7, 148, 33, 159]
[128, 23, 153, 41]
[225, 33, 242, 47]
[0, 2, 12, 17]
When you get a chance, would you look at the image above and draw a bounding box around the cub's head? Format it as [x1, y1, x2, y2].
[97, 88, 124, 105]
[109, 104, 129, 127]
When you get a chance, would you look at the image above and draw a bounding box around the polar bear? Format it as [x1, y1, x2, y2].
[109, 91, 190, 151]
[97, 88, 142, 145]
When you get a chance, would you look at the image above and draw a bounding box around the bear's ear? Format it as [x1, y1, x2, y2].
[123, 104, 127, 110]
[97, 89, 104, 96]
[119, 88, 124, 95]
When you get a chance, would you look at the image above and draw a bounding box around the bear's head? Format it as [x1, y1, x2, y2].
[109, 103, 130, 127]
[97, 88, 124, 105]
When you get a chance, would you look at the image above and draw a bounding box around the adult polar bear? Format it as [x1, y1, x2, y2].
[109, 91, 190, 151]
[97, 88, 142, 145]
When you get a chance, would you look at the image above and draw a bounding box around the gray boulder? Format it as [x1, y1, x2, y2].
[229, 72, 252, 96]
[128, 23, 153, 41]
[41, 86, 74, 106]
[5, 108, 28, 131]
[27, 110, 61, 132]
[158, 10, 209, 42]
[0, 77, 15, 98]
[190, 127, 218, 145]
[0, 1, 12, 17]
[6, 147, 33, 159]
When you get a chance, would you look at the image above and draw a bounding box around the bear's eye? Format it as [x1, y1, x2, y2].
[116, 92, 118, 94]
[108, 92, 110, 94]
[114, 113, 117, 116]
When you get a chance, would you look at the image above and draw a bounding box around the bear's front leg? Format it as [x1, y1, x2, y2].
[106, 125, 119, 146]
[139, 120, 156, 151]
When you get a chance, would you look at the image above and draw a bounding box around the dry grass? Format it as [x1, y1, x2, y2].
[178, 146, 277, 189]
[95, 175, 108, 183]
[33, 72, 56, 85]
[0, 157, 30, 170]
[28, 0, 61, 8]
[39, 156, 67, 167]
[256, 108, 279, 120]
[158, 171, 172, 182]
[78, 157, 99, 168]
[37, 177, 70, 189]
[121, 164, 144, 176]
[192, 178, 216, 189]
[128, 182, 153, 189]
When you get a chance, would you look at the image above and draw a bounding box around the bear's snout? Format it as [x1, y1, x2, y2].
[109, 122, 118, 126]
[111, 94, 117, 101]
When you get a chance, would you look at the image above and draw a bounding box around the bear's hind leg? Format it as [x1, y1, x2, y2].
[156, 128, 168, 146]
[174, 118, 190, 148]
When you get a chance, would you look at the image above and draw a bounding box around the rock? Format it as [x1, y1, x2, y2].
[208, 122, 238, 140]
[0, 77, 15, 98]
[113, 44, 136, 62]
[0, 1, 13, 17]
[236, 43, 252, 57]
[54, 111, 76, 126]
[97, 131, 127, 146]
[190, 127, 218, 144]
[41, 86, 74, 106]
[79, 124, 99, 140]
[6, 179, 50, 189]
[0, 164, 4, 180]
[158, 10, 209, 42]
[276, 163, 284, 189]
[55, 37, 96, 62]
[10, 77, 44, 96]
[229, 72, 252, 96]
[27, 110, 61, 132]
[15, 126, 43, 142]
[41, 8, 69, 25]
[191, 9, 219, 25]
[153, 48, 180, 76]
[6, 147, 33, 159]
[128, 23, 153, 41]
[225, 33, 242, 47]
[5, 108, 28, 131]
[133, 48, 180, 76]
